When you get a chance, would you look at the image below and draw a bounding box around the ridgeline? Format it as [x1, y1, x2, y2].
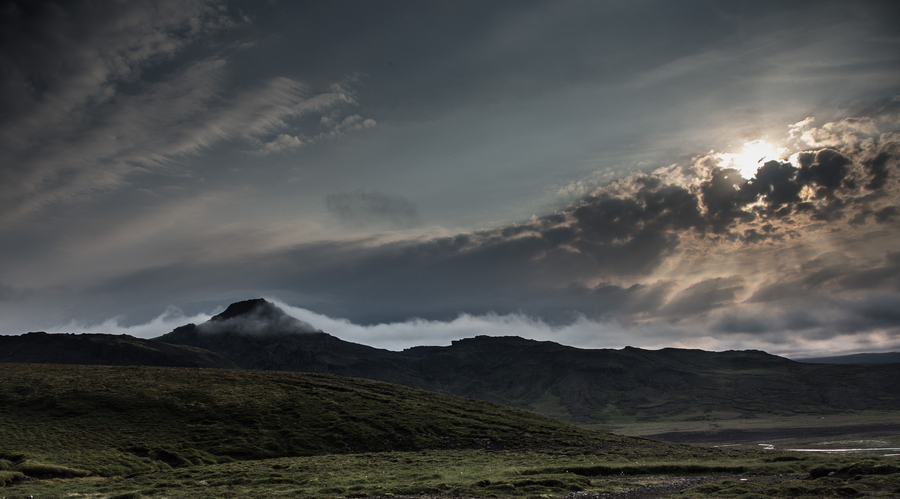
[0, 331, 237, 369]
[156, 299, 900, 425]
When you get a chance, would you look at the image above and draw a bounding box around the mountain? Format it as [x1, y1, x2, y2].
[157, 299, 425, 385]
[795, 352, 900, 364]
[0, 331, 238, 369]
[156, 299, 900, 424]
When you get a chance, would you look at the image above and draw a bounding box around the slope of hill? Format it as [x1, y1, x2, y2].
[0, 331, 238, 369]
[2, 363, 896, 499]
[0, 363, 673, 477]
[156, 299, 900, 425]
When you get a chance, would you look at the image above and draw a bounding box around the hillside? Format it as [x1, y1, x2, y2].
[156, 299, 900, 424]
[0, 331, 238, 369]
[0, 363, 675, 478]
[795, 352, 900, 364]
[3, 363, 898, 499]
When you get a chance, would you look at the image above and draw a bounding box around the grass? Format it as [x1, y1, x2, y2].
[0, 363, 683, 476]
[2, 363, 899, 498]
[3, 450, 900, 498]
[0, 470, 25, 486]
[678, 463, 900, 498]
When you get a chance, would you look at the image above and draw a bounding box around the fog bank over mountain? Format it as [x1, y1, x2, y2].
[197, 299, 320, 336]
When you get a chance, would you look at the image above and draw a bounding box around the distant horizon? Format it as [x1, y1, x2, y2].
[14, 297, 900, 360]
[16, 327, 900, 360]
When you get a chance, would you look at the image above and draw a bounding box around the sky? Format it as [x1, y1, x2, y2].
[1, 0, 899, 357]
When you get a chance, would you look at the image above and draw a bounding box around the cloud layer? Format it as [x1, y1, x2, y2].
[1, 1, 899, 357]
[50, 109, 900, 357]
[326, 189, 421, 228]
[0, 1, 375, 224]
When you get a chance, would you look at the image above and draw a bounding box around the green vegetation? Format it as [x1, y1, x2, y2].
[2, 363, 898, 498]
[4, 450, 900, 498]
[678, 461, 900, 498]
[0, 363, 679, 475]
[0, 470, 25, 486]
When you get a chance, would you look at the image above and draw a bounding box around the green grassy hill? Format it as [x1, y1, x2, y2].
[0, 363, 675, 477]
[3, 363, 898, 499]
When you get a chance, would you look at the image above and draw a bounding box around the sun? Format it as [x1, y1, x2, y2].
[717, 139, 789, 179]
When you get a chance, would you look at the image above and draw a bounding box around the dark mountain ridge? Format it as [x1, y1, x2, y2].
[795, 352, 900, 364]
[155, 299, 900, 424]
[0, 331, 238, 369]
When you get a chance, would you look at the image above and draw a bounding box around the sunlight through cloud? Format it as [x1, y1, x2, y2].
[716, 139, 789, 179]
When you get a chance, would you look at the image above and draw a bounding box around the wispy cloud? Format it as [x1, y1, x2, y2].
[326, 189, 421, 228]
[0, 2, 373, 224]
[256, 110, 377, 155]
[0, 0, 239, 146]
[54, 307, 213, 339]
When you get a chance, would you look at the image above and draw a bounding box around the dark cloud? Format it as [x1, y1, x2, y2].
[325, 189, 420, 228]
[73, 128, 900, 336]
[836, 252, 900, 291]
[796, 149, 851, 198]
[712, 292, 900, 343]
[874, 206, 898, 223]
[300, 129, 900, 331]
[842, 294, 900, 332]
[863, 152, 892, 190]
[743, 160, 802, 209]
[700, 168, 755, 232]
[715, 315, 770, 334]
[782, 311, 821, 332]
[751, 250, 900, 307]
[661, 277, 745, 318]
[589, 281, 674, 317]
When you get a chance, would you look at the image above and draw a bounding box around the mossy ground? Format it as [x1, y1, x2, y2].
[679, 468, 900, 498]
[4, 451, 900, 498]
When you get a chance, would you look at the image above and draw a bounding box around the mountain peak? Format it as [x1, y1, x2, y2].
[200, 298, 319, 336]
[210, 298, 279, 322]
